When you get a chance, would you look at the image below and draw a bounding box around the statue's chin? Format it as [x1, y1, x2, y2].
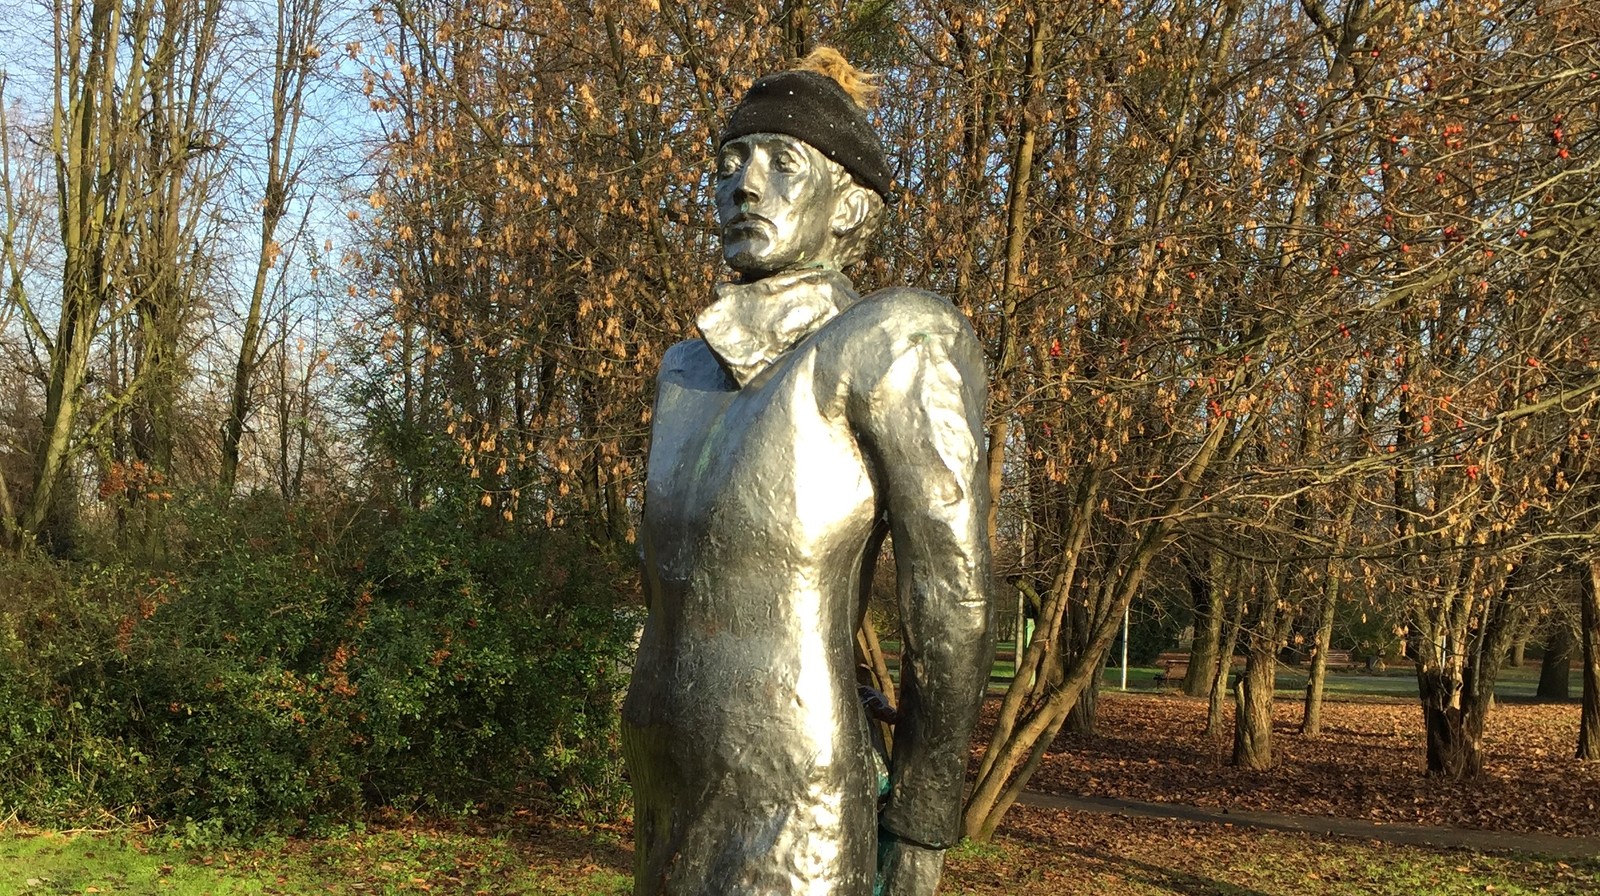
[723, 244, 778, 280]
[723, 234, 843, 279]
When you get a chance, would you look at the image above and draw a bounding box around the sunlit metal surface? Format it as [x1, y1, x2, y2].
[623, 259, 993, 895]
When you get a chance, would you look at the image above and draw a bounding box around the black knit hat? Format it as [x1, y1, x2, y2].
[719, 68, 894, 199]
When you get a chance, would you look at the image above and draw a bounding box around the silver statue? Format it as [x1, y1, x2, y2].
[623, 52, 993, 896]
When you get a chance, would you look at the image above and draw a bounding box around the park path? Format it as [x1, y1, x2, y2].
[1017, 790, 1600, 859]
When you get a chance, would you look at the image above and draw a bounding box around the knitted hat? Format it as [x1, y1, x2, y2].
[719, 49, 894, 199]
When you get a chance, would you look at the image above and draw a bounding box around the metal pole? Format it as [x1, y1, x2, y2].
[1016, 587, 1025, 680]
[1120, 604, 1130, 691]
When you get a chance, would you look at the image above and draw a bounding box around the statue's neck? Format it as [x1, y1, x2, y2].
[696, 269, 860, 387]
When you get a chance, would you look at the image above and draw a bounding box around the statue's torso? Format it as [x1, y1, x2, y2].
[624, 317, 881, 896]
[622, 278, 991, 896]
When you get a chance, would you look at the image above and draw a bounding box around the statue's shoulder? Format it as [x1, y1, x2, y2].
[661, 338, 712, 369]
[819, 288, 986, 412]
[838, 287, 982, 357]
[851, 288, 972, 340]
[658, 339, 732, 391]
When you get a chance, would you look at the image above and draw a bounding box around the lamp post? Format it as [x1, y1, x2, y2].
[1120, 604, 1130, 691]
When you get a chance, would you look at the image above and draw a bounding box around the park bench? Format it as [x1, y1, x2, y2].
[1154, 651, 1189, 689]
[1312, 648, 1355, 671]
[1154, 651, 1250, 689]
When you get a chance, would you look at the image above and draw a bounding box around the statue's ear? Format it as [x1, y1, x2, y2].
[831, 185, 871, 237]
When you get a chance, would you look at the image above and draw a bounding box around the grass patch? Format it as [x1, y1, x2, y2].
[5, 817, 1597, 896]
[0, 824, 632, 895]
[974, 640, 1584, 702]
[1204, 833, 1597, 896]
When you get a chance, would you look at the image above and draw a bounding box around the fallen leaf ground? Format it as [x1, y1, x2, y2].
[1019, 691, 1600, 836]
[944, 807, 1599, 895]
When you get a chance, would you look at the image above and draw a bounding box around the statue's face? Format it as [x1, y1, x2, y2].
[715, 133, 840, 279]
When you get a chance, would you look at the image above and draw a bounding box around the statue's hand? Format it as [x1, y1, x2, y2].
[876, 830, 946, 896]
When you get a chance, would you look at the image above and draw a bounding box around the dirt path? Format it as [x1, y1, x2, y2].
[1017, 790, 1600, 859]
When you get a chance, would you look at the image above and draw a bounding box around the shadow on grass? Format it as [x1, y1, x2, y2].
[496, 820, 633, 877]
[998, 825, 1276, 896]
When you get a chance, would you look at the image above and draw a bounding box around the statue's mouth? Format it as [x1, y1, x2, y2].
[724, 214, 771, 237]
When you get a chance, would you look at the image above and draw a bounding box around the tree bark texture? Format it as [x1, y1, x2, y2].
[1300, 589, 1338, 737]
[1233, 571, 1289, 769]
[1207, 577, 1246, 741]
[1060, 593, 1098, 736]
[1063, 676, 1098, 737]
[1539, 620, 1575, 701]
[1579, 561, 1600, 760]
[1416, 666, 1483, 778]
[1415, 570, 1523, 778]
[1231, 655, 1275, 770]
[1301, 499, 1358, 736]
[1184, 557, 1222, 698]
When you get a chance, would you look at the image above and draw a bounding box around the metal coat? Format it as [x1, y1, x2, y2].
[623, 267, 994, 896]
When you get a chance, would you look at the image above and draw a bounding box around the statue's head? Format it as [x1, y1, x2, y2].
[716, 49, 891, 280]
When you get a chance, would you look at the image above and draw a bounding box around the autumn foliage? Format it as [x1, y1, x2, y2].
[3, 0, 1600, 840]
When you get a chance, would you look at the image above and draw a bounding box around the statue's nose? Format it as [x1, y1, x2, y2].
[731, 172, 761, 206]
[729, 156, 766, 206]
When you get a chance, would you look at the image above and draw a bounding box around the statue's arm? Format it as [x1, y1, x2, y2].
[849, 294, 994, 853]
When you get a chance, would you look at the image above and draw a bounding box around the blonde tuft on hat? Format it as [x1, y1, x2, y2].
[794, 47, 879, 109]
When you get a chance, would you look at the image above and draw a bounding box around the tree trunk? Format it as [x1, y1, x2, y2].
[1061, 592, 1097, 735]
[123, 0, 221, 547]
[1303, 499, 1358, 736]
[1414, 566, 1521, 778]
[1231, 660, 1275, 770]
[1183, 557, 1222, 698]
[23, 0, 123, 546]
[1416, 665, 1483, 778]
[0, 459, 18, 551]
[1063, 677, 1098, 737]
[980, 6, 1048, 551]
[962, 2, 1246, 839]
[1300, 588, 1338, 737]
[1232, 571, 1286, 769]
[1579, 561, 1600, 760]
[1207, 577, 1246, 740]
[777, 0, 811, 59]
[221, 0, 320, 497]
[1539, 621, 1575, 701]
[23, 320, 95, 543]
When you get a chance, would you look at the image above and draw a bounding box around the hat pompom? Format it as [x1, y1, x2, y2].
[794, 47, 878, 109]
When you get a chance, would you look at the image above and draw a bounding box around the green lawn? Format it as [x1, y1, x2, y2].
[0, 826, 632, 896]
[973, 641, 1585, 701]
[4, 822, 1596, 896]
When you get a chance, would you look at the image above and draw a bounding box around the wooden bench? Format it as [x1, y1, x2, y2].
[1154, 651, 1189, 689]
[1153, 651, 1249, 689]
[1311, 648, 1354, 672]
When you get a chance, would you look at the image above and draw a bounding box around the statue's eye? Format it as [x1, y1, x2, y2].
[717, 149, 743, 177]
[771, 150, 801, 173]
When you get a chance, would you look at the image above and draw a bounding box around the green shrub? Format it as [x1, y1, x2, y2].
[0, 556, 157, 822]
[0, 496, 635, 833]
[341, 505, 636, 818]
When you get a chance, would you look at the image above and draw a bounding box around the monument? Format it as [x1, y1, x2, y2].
[622, 49, 994, 896]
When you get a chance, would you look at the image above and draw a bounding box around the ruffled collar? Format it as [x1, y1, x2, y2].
[696, 268, 860, 387]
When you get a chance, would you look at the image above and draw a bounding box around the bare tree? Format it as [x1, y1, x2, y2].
[219, 0, 327, 497]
